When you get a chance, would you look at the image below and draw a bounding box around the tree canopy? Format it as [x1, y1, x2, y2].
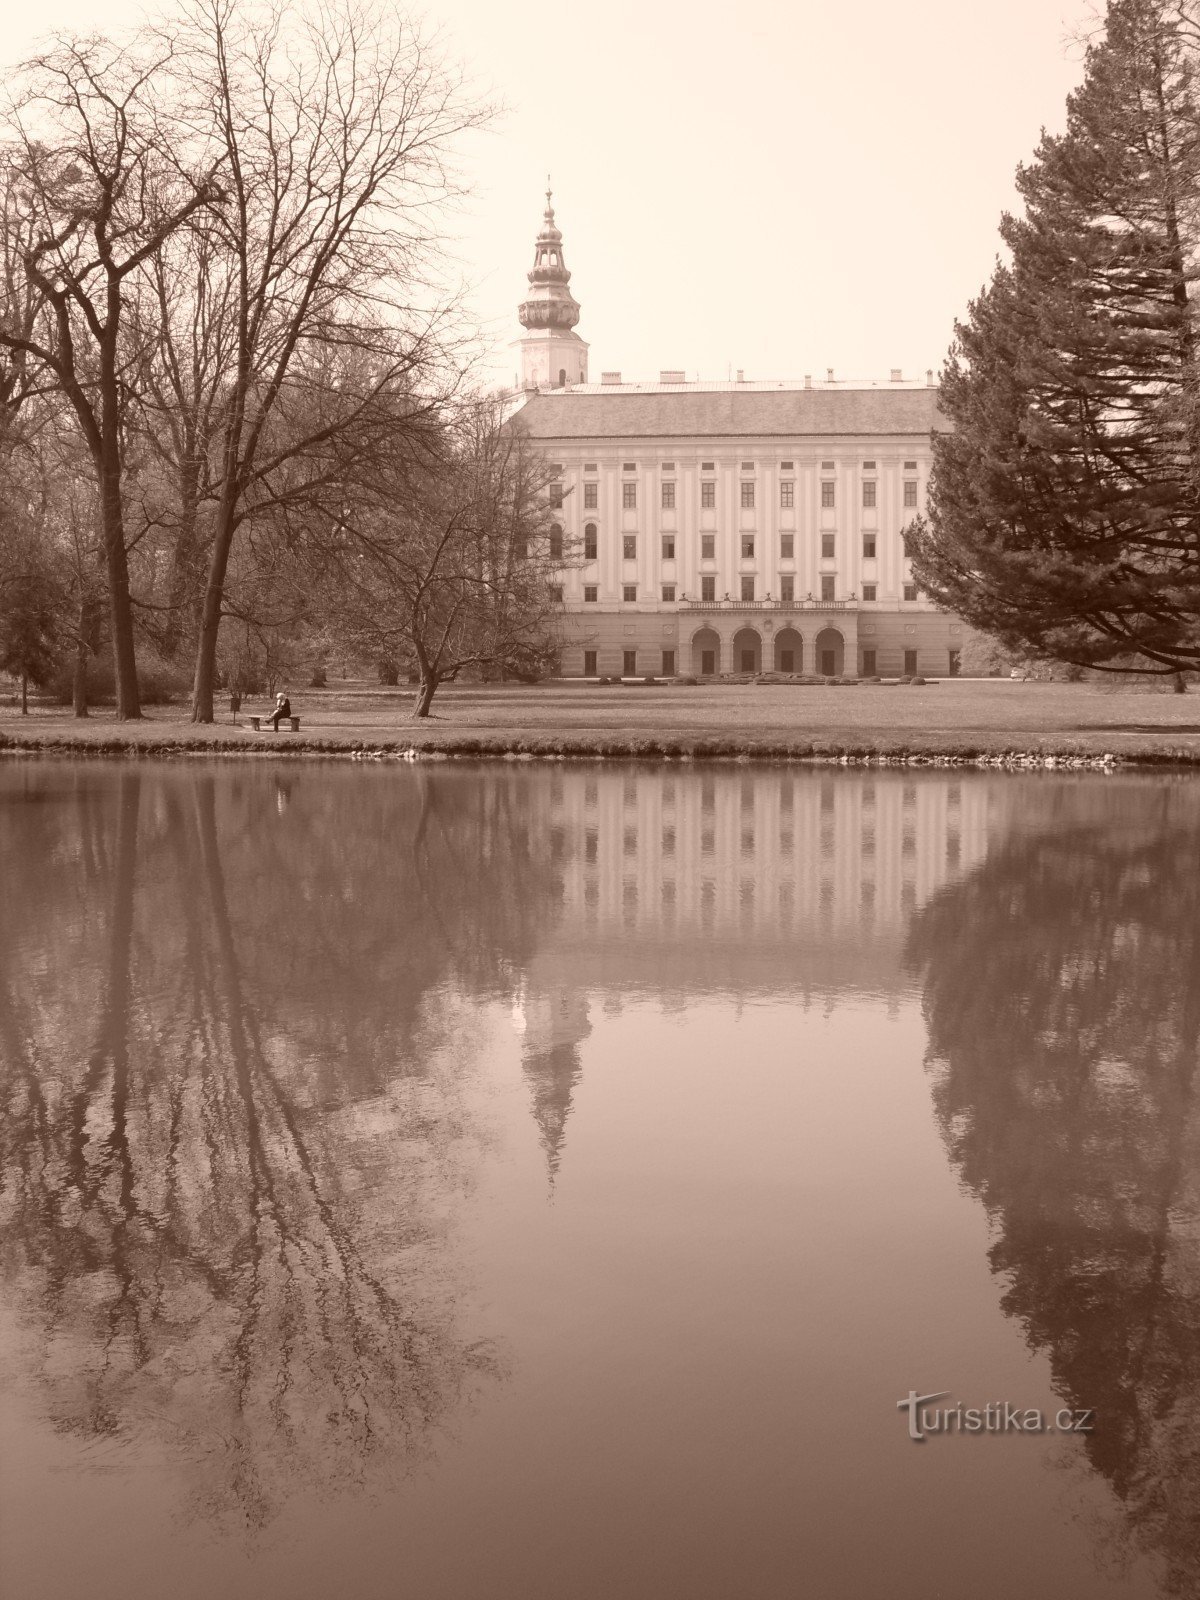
[910, 0, 1200, 674]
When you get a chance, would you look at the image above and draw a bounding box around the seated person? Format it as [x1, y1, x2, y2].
[267, 691, 292, 731]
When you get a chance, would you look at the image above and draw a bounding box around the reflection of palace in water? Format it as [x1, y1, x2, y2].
[513, 768, 996, 1172]
[529, 767, 991, 981]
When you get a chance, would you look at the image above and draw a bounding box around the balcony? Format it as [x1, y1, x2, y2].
[679, 597, 856, 612]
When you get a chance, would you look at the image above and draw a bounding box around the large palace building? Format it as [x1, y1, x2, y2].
[507, 190, 968, 680]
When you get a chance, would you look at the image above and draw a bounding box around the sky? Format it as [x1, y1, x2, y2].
[5, 0, 1103, 387]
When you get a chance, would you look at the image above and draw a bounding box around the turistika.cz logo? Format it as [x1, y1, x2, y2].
[896, 1391, 1096, 1442]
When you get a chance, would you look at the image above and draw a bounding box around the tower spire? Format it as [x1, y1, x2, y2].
[513, 184, 589, 391]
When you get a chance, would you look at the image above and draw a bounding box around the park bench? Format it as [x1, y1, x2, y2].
[248, 715, 301, 732]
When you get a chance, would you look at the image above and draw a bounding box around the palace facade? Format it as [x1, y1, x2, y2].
[507, 191, 968, 680]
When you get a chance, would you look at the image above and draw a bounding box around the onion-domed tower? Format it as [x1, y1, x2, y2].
[512, 185, 589, 391]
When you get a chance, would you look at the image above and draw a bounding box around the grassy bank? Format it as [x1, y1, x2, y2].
[4, 679, 1200, 764]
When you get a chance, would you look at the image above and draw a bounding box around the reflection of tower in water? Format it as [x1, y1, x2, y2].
[512, 983, 591, 1186]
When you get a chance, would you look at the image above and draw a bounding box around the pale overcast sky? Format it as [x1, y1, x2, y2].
[7, 0, 1100, 387]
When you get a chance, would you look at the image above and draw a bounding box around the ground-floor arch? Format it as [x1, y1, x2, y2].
[691, 626, 721, 677]
[733, 627, 762, 674]
[815, 627, 845, 677]
[773, 627, 803, 674]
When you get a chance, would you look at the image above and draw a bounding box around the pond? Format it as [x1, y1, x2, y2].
[0, 758, 1196, 1600]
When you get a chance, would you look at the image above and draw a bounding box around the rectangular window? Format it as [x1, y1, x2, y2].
[584, 482, 598, 509]
[822, 533, 836, 559]
[623, 584, 637, 602]
[741, 535, 755, 559]
[623, 482, 637, 509]
[861, 583, 877, 601]
[780, 534, 794, 559]
[662, 534, 675, 560]
[740, 481, 755, 509]
[862, 460, 876, 471]
[623, 535, 637, 560]
[781, 460, 794, 470]
[702, 460, 715, 470]
[584, 584, 598, 602]
[780, 481, 794, 508]
[903, 459, 917, 470]
[662, 482, 676, 509]
[904, 480, 918, 507]
[550, 483, 563, 508]
[948, 648, 961, 678]
[662, 649, 675, 676]
[780, 575, 795, 603]
[584, 528, 597, 560]
[821, 575, 835, 601]
[549, 527, 563, 560]
[550, 584, 563, 601]
[623, 650, 637, 676]
[904, 582, 918, 601]
[701, 533, 715, 560]
[741, 460, 754, 470]
[821, 481, 836, 509]
[862, 649, 876, 676]
[862, 534, 876, 559]
[701, 575, 716, 602]
[661, 583, 676, 602]
[701, 480, 716, 508]
[862, 480, 876, 508]
[821, 460, 835, 470]
[904, 649, 918, 675]
[584, 649, 597, 676]
[741, 575, 755, 602]
[623, 462, 636, 471]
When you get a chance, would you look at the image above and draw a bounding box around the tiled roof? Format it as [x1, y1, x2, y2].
[510, 385, 944, 440]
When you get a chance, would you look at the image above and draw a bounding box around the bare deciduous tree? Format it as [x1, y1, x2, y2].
[321, 397, 571, 718]
[0, 36, 220, 718]
[164, 0, 488, 722]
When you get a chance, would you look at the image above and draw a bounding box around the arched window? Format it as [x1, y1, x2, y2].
[550, 524, 563, 561]
[584, 523, 597, 560]
[558, 368, 567, 387]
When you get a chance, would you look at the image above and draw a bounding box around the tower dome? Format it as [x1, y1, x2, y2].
[519, 187, 582, 333]
[512, 183, 589, 391]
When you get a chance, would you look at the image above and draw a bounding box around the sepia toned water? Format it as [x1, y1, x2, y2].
[0, 758, 1196, 1600]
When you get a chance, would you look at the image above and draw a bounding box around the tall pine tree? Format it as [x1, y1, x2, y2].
[911, 0, 1200, 674]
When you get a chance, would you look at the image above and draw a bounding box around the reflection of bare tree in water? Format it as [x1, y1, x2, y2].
[0, 764, 560, 1529]
[905, 783, 1200, 1595]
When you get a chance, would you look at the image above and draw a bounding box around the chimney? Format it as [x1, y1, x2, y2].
[601, 371, 622, 385]
[926, 369, 935, 386]
[826, 368, 834, 383]
[803, 374, 812, 389]
[659, 369, 685, 384]
[890, 368, 902, 382]
[736, 368, 745, 383]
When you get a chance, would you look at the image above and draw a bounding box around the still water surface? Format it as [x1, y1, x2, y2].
[0, 759, 1196, 1600]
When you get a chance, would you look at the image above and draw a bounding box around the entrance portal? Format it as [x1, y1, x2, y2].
[732, 627, 762, 675]
[774, 627, 803, 674]
[692, 627, 721, 677]
[815, 627, 845, 677]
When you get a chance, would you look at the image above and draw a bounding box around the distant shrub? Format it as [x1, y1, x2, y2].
[50, 650, 191, 706]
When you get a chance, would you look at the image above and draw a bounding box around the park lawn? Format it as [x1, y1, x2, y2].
[3, 678, 1200, 762]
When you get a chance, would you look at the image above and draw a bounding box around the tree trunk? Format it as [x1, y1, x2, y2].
[72, 594, 97, 717]
[161, 456, 202, 662]
[378, 658, 399, 686]
[98, 354, 142, 720]
[72, 640, 89, 717]
[191, 508, 237, 723]
[1173, 671, 1187, 694]
[414, 674, 437, 718]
